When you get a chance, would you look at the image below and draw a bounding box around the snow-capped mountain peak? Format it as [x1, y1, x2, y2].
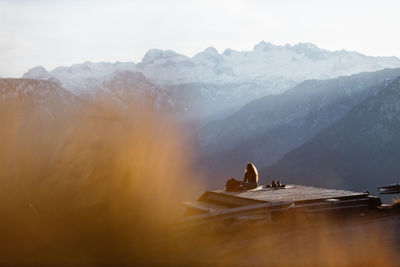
[199, 47, 219, 56]
[290, 43, 329, 60]
[21, 41, 400, 121]
[24, 66, 51, 80]
[194, 47, 223, 62]
[253, 41, 277, 52]
[140, 49, 188, 65]
[222, 48, 237, 56]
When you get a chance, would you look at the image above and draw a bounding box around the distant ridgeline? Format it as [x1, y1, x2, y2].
[23, 42, 400, 123]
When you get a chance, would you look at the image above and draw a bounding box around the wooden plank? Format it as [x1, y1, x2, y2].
[293, 193, 370, 205]
[182, 201, 229, 213]
[305, 204, 370, 213]
[378, 183, 400, 194]
[294, 198, 372, 211]
[199, 191, 266, 207]
[178, 201, 294, 227]
[182, 202, 212, 213]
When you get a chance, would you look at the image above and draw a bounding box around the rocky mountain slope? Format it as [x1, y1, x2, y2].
[0, 78, 79, 108]
[93, 71, 172, 111]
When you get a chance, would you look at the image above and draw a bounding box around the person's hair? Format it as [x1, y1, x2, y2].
[246, 162, 258, 182]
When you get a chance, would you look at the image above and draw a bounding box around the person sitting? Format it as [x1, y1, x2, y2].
[225, 162, 259, 191]
[243, 162, 258, 190]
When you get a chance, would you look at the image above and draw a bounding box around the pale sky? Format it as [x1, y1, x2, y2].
[1, 0, 399, 77]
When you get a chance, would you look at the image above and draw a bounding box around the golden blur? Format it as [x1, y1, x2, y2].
[0, 98, 399, 266]
[0, 99, 201, 265]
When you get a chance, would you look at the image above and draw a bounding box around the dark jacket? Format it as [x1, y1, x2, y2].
[244, 170, 257, 184]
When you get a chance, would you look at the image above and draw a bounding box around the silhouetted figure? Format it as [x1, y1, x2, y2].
[271, 180, 277, 188]
[243, 162, 258, 190]
[225, 162, 259, 191]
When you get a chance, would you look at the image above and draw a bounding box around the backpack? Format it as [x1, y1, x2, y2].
[225, 178, 242, 192]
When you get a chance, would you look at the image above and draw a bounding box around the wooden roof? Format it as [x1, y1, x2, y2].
[180, 184, 377, 226]
[206, 184, 367, 204]
[183, 184, 369, 214]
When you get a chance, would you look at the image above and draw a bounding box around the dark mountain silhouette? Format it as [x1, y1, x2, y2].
[262, 77, 400, 191]
[196, 69, 400, 186]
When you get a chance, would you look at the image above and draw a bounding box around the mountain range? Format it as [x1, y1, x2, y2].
[262, 77, 400, 191]
[196, 68, 400, 185]
[22, 42, 400, 122]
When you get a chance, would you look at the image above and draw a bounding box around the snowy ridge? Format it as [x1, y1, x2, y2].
[24, 62, 136, 95]
[136, 41, 400, 87]
[22, 42, 400, 122]
[23, 41, 400, 96]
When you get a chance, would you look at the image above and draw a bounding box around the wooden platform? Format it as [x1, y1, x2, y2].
[180, 184, 381, 227]
[204, 185, 368, 206]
